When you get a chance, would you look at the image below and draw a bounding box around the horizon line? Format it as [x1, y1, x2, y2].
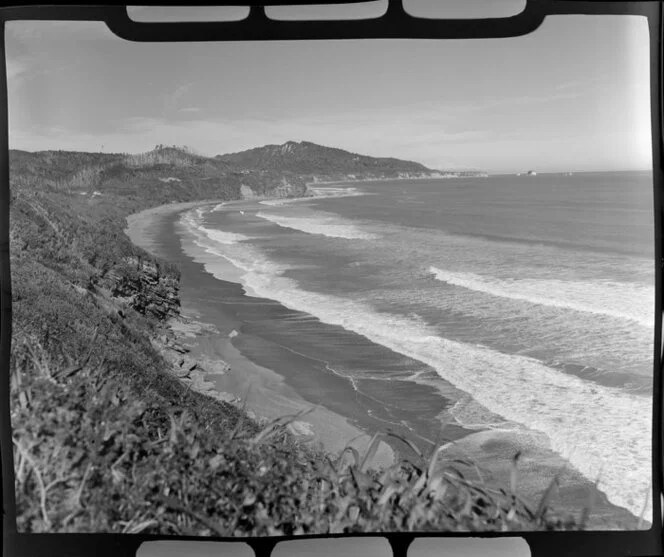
[7, 144, 653, 176]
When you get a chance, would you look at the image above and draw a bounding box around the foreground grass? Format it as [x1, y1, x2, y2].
[11, 342, 578, 535]
[9, 147, 579, 534]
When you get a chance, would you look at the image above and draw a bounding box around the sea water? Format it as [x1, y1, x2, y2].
[180, 171, 654, 521]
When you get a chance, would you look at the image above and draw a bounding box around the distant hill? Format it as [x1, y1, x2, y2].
[9, 146, 307, 210]
[216, 140, 457, 181]
[10, 142, 483, 212]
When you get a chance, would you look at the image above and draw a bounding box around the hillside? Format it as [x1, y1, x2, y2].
[216, 140, 458, 181]
[8, 145, 576, 535]
[9, 145, 313, 532]
[11, 147, 307, 208]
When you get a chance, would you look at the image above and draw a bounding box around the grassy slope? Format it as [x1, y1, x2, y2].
[9, 147, 576, 535]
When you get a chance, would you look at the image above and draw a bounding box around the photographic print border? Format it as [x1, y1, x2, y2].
[0, 2, 662, 556]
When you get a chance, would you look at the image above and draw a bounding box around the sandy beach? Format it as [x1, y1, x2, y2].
[125, 200, 229, 256]
[124, 198, 643, 529]
[124, 199, 395, 469]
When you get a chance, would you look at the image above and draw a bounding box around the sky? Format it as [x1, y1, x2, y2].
[5, 3, 653, 173]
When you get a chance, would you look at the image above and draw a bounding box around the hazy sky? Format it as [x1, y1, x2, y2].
[5, 7, 652, 173]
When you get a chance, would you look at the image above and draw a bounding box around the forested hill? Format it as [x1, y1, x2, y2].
[216, 140, 451, 181]
[10, 141, 478, 211]
[9, 146, 306, 210]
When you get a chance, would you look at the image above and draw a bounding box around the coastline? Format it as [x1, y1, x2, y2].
[125, 200, 229, 257]
[124, 198, 396, 468]
[124, 197, 644, 529]
[307, 174, 488, 187]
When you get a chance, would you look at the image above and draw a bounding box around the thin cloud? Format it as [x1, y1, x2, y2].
[6, 54, 82, 89]
[163, 83, 196, 114]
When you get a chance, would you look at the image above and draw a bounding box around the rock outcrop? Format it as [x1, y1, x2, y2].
[107, 255, 241, 405]
[108, 256, 180, 320]
[150, 316, 240, 405]
[241, 178, 307, 200]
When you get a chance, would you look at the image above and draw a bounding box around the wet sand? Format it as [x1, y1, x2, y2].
[125, 199, 644, 530]
[125, 199, 395, 468]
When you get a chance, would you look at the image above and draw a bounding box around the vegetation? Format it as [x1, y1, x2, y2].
[216, 140, 437, 180]
[9, 146, 577, 535]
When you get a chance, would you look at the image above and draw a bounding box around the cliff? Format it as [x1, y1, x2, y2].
[240, 177, 307, 200]
[108, 256, 180, 321]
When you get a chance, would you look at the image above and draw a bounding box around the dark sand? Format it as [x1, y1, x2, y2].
[126, 201, 396, 468]
[126, 200, 644, 530]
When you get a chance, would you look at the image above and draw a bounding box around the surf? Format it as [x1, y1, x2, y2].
[429, 266, 653, 328]
[179, 211, 651, 519]
[181, 209, 252, 245]
[256, 211, 379, 240]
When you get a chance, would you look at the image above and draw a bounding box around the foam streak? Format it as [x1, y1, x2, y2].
[430, 266, 653, 328]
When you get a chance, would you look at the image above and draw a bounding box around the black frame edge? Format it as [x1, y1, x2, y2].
[0, 3, 661, 557]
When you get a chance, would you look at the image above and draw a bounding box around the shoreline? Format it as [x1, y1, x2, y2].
[125, 199, 230, 256]
[124, 197, 396, 468]
[124, 196, 644, 529]
[307, 174, 488, 187]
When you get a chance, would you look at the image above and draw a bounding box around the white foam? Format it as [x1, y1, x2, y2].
[178, 210, 286, 297]
[210, 254, 651, 519]
[430, 266, 654, 328]
[177, 211, 652, 520]
[308, 185, 367, 199]
[259, 185, 369, 206]
[212, 203, 227, 212]
[260, 198, 301, 207]
[203, 228, 251, 245]
[181, 209, 252, 245]
[256, 211, 379, 240]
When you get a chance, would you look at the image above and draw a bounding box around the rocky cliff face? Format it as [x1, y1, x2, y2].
[108, 256, 180, 320]
[272, 177, 308, 198]
[241, 178, 308, 200]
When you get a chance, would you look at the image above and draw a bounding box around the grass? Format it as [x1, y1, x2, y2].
[11, 340, 580, 534]
[8, 146, 581, 535]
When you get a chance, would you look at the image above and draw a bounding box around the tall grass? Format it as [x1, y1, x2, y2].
[11, 332, 580, 534]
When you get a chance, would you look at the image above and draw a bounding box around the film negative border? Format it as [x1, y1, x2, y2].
[0, 2, 661, 557]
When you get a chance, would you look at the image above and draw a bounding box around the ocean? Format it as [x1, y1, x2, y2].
[178, 171, 654, 523]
